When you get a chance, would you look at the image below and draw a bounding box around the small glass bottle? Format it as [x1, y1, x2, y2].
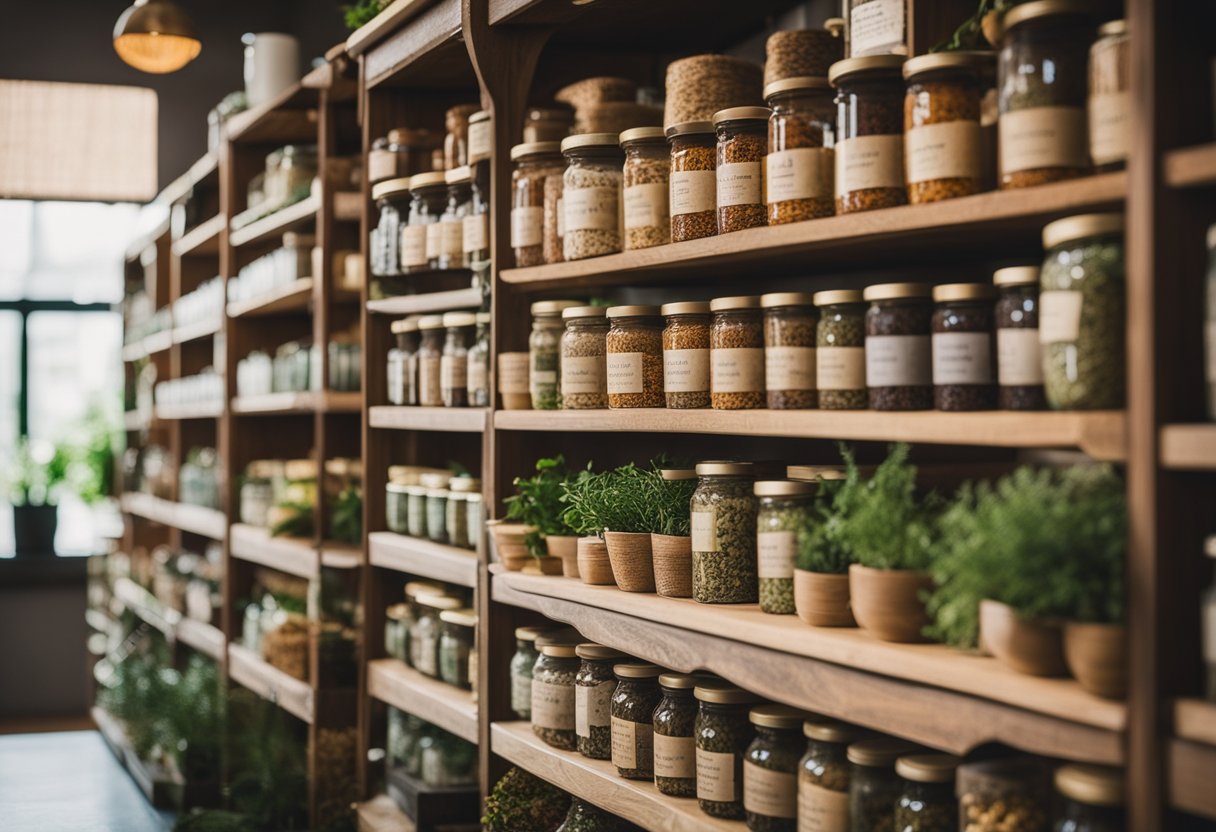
[387, 316, 419, 406]
[511, 142, 565, 268]
[438, 167, 472, 270]
[932, 283, 997, 412]
[406, 171, 448, 273]
[830, 55, 908, 213]
[437, 607, 476, 690]
[653, 672, 698, 798]
[903, 53, 987, 204]
[467, 312, 492, 408]
[754, 480, 816, 615]
[764, 77, 836, 225]
[606, 305, 664, 409]
[1089, 20, 1129, 171]
[574, 643, 625, 761]
[529, 300, 581, 410]
[743, 705, 806, 831]
[415, 315, 445, 408]
[510, 626, 546, 720]
[561, 133, 624, 261]
[895, 754, 961, 832]
[714, 106, 771, 234]
[661, 301, 712, 408]
[444, 103, 478, 170]
[411, 593, 460, 678]
[440, 311, 475, 408]
[994, 265, 1046, 410]
[532, 642, 580, 751]
[464, 167, 490, 267]
[761, 292, 818, 410]
[667, 121, 717, 243]
[405, 484, 428, 538]
[386, 481, 409, 534]
[815, 289, 868, 410]
[848, 739, 919, 831]
[691, 461, 759, 604]
[371, 178, 410, 277]
[446, 476, 479, 550]
[425, 486, 449, 544]
[798, 719, 859, 828]
[695, 681, 760, 820]
[384, 604, 408, 661]
[561, 306, 609, 410]
[864, 282, 933, 411]
[620, 126, 671, 250]
[710, 295, 766, 410]
[1053, 764, 1125, 832]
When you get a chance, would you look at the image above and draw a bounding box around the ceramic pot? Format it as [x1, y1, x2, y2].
[651, 534, 692, 598]
[1063, 621, 1128, 699]
[793, 570, 855, 627]
[603, 531, 655, 593]
[979, 599, 1067, 677]
[848, 564, 932, 643]
[545, 535, 580, 578]
[487, 520, 533, 571]
[576, 536, 615, 586]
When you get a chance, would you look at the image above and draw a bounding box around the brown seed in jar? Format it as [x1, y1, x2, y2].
[904, 66, 984, 204]
[763, 305, 818, 410]
[766, 80, 836, 226]
[669, 127, 717, 243]
[711, 297, 766, 410]
[543, 174, 565, 265]
[623, 154, 671, 250]
[662, 304, 712, 409]
[715, 110, 769, 234]
[606, 309, 664, 409]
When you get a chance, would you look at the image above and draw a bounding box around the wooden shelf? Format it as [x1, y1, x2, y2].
[491, 721, 739, 832]
[1169, 737, 1216, 819]
[232, 390, 361, 415]
[113, 577, 225, 660]
[230, 523, 319, 580]
[123, 330, 174, 362]
[492, 569, 1124, 764]
[224, 83, 319, 145]
[346, 0, 433, 57]
[1164, 143, 1216, 188]
[171, 316, 222, 345]
[228, 643, 314, 723]
[368, 532, 478, 586]
[495, 408, 1126, 460]
[1159, 424, 1216, 469]
[356, 795, 416, 832]
[320, 540, 364, 570]
[1175, 698, 1216, 746]
[120, 493, 225, 539]
[499, 173, 1126, 290]
[366, 288, 483, 316]
[227, 277, 315, 318]
[360, 0, 465, 88]
[367, 659, 478, 743]
[370, 406, 488, 433]
[173, 214, 225, 257]
[229, 195, 320, 249]
[154, 400, 224, 420]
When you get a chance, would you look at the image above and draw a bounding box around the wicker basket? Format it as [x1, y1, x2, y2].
[603, 531, 656, 593]
[555, 77, 638, 111]
[576, 102, 663, 135]
[576, 536, 616, 586]
[764, 28, 845, 85]
[664, 54, 764, 129]
[650, 533, 692, 598]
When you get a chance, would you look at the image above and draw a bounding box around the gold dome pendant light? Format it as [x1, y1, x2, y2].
[113, 0, 202, 74]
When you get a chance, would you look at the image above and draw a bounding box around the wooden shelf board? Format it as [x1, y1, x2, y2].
[125, 329, 174, 362]
[334, 191, 363, 222]
[1169, 738, 1216, 818]
[1159, 424, 1216, 469]
[491, 721, 738, 832]
[368, 659, 479, 743]
[173, 214, 225, 257]
[346, 0, 434, 56]
[368, 532, 478, 586]
[232, 390, 361, 415]
[228, 643, 314, 723]
[1164, 143, 1216, 188]
[227, 277, 315, 318]
[496, 408, 1126, 460]
[320, 541, 364, 570]
[224, 83, 318, 145]
[1175, 698, 1216, 747]
[356, 795, 416, 832]
[362, 0, 466, 89]
[176, 617, 227, 660]
[121, 493, 176, 527]
[230, 523, 318, 580]
[173, 502, 227, 540]
[113, 577, 225, 660]
[369, 406, 487, 433]
[154, 400, 224, 420]
[123, 410, 151, 431]
[366, 288, 483, 316]
[158, 152, 219, 207]
[171, 316, 222, 345]
[229, 195, 319, 249]
[121, 342, 148, 363]
[492, 569, 1124, 763]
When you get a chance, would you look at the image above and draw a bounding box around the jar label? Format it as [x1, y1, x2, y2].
[691, 509, 718, 553]
[654, 733, 695, 779]
[906, 121, 981, 184]
[711, 347, 765, 393]
[999, 106, 1088, 175]
[624, 182, 669, 230]
[469, 118, 492, 163]
[997, 328, 1044, 386]
[743, 761, 797, 819]
[531, 370, 557, 386]
[757, 530, 795, 579]
[849, 0, 905, 57]
[612, 717, 652, 771]
[767, 148, 833, 203]
[418, 355, 442, 406]
[1207, 321, 1216, 383]
[664, 348, 710, 393]
[1089, 92, 1129, 166]
[1039, 291, 1084, 344]
[564, 186, 619, 232]
[511, 672, 532, 715]
[836, 134, 904, 193]
[817, 346, 866, 390]
[531, 678, 575, 730]
[765, 345, 816, 391]
[798, 781, 849, 831]
[440, 219, 464, 258]
[401, 224, 428, 268]
[931, 331, 992, 385]
[556, 198, 566, 238]
[367, 148, 397, 184]
[463, 214, 488, 253]
[440, 355, 467, 391]
[717, 161, 763, 207]
[562, 354, 606, 394]
[468, 355, 489, 394]
[425, 222, 443, 261]
[606, 351, 644, 394]
[498, 354, 530, 394]
[511, 206, 543, 248]
[697, 748, 739, 803]
[671, 170, 716, 215]
[576, 680, 614, 737]
[865, 334, 931, 387]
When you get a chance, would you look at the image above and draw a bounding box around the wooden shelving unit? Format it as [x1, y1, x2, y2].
[113, 577, 225, 660]
[367, 659, 479, 743]
[227, 277, 315, 318]
[366, 287, 483, 316]
[369, 406, 488, 433]
[229, 194, 321, 248]
[368, 532, 478, 586]
[228, 643, 316, 723]
[231, 391, 361, 415]
[1160, 424, 1216, 469]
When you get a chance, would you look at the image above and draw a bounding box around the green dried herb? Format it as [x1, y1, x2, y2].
[506, 455, 576, 557]
[837, 444, 938, 572]
[483, 767, 570, 832]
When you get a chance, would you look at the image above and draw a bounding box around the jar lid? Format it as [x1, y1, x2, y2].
[469, 110, 491, 124]
[284, 459, 316, 480]
[425, 488, 450, 498]
[532, 299, 583, 316]
[404, 484, 428, 496]
[386, 482, 409, 494]
[1042, 213, 1124, 249]
[1054, 764, 1124, 806]
[515, 625, 549, 641]
[448, 476, 481, 493]
[763, 75, 832, 100]
[749, 704, 806, 728]
[606, 304, 660, 318]
[862, 282, 932, 302]
[439, 607, 477, 627]
[828, 54, 907, 86]
[695, 461, 754, 476]
[371, 177, 412, 201]
[903, 51, 993, 81]
[540, 642, 580, 658]
[932, 283, 996, 302]
[847, 738, 920, 767]
[386, 603, 408, 621]
[575, 643, 626, 660]
[787, 465, 848, 482]
[416, 593, 462, 611]
[660, 468, 697, 480]
[661, 301, 710, 316]
[712, 106, 772, 126]
[443, 311, 477, 328]
[659, 672, 698, 690]
[956, 756, 1049, 794]
[803, 718, 858, 743]
[561, 132, 622, 153]
[812, 289, 864, 307]
[447, 492, 467, 502]
[665, 121, 715, 139]
[694, 681, 759, 704]
[1003, 0, 1096, 32]
[754, 480, 818, 497]
[1099, 18, 1128, 37]
[760, 292, 816, 309]
[419, 471, 451, 489]
[896, 754, 962, 783]
[563, 305, 607, 320]
[467, 492, 483, 503]
[619, 126, 666, 145]
[409, 170, 448, 190]
[615, 662, 663, 679]
[444, 166, 472, 185]
[388, 464, 419, 481]
[390, 316, 420, 334]
[535, 627, 584, 647]
[510, 141, 562, 161]
[418, 314, 446, 330]
[992, 265, 1039, 286]
[710, 295, 761, 311]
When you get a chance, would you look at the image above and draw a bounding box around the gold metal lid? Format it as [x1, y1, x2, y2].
[749, 704, 807, 729]
[409, 171, 448, 190]
[447, 492, 467, 502]
[1054, 764, 1124, 806]
[896, 754, 962, 783]
[448, 476, 481, 493]
[661, 301, 711, 316]
[390, 317, 420, 334]
[695, 461, 754, 476]
[606, 304, 660, 318]
[416, 593, 462, 611]
[386, 482, 409, 496]
[1099, 19, 1128, 37]
[787, 465, 849, 482]
[863, 282, 932, 302]
[439, 608, 477, 627]
[828, 54, 907, 86]
[803, 718, 858, 743]
[992, 265, 1040, 286]
[371, 177, 412, 201]
[615, 662, 663, 679]
[418, 314, 446, 330]
[932, 283, 997, 302]
[659, 672, 698, 690]
[1003, 0, 1097, 32]
[665, 121, 715, 139]
[510, 141, 562, 161]
[515, 625, 548, 641]
[531, 299, 583, 316]
[694, 682, 760, 704]
[813, 289, 865, 307]
[661, 468, 697, 480]
[442, 311, 477, 327]
[847, 738, 920, 767]
[444, 166, 472, 185]
[760, 292, 816, 308]
[562, 305, 607, 320]
[754, 480, 818, 497]
[1042, 213, 1124, 249]
[540, 643, 580, 658]
[712, 106, 772, 125]
[576, 643, 627, 660]
[619, 126, 666, 145]
[764, 76, 832, 101]
[561, 132, 623, 153]
[710, 295, 761, 311]
[903, 51, 993, 81]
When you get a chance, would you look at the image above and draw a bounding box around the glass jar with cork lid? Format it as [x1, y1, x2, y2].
[438, 167, 472, 270]
[653, 672, 699, 797]
[446, 476, 479, 549]
[411, 593, 461, 678]
[931, 283, 997, 411]
[440, 311, 476, 408]
[387, 316, 419, 406]
[620, 127, 670, 250]
[691, 461, 759, 604]
[848, 738, 919, 831]
[510, 625, 547, 719]
[661, 301, 712, 408]
[993, 265, 1046, 410]
[561, 133, 624, 261]
[606, 305, 664, 409]
[743, 704, 806, 831]
[1089, 20, 1130, 172]
[415, 315, 445, 408]
[530, 299, 581, 410]
[755, 480, 817, 615]
[560, 306, 609, 410]
[407, 171, 448, 272]
[713, 107, 771, 234]
[903, 53, 987, 204]
[764, 77, 836, 225]
[532, 641, 580, 750]
[895, 754, 961, 831]
[1053, 764, 1125, 832]
[511, 142, 564, 268]
[574, 643, 625, 761]
[371, 177, 410, 277]
[437, 607, 476, 689]
[761, 292, 818, 410]
[798, 719, 860, 828]
[695, 681, 761, 820]
[710, 296, 766, 410]
[611, 663, 664, 780]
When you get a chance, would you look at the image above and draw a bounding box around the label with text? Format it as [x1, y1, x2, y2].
[765, 345, 816, 391]
[467, 357, 488, 394]
[1038, 291, 1084, 344]
[906, 121, 982, 184]
[440, 355, 468, 391]
[817, 346, 866, 390]
[425, 222, 443, 261]
[836, 134, 904, 193]
[440, 220, 464, 259]
[932, 332, 993, 385]
[654, 733, 696, 779]
[711, 347, 765, 393]
[564, 187, 619, 233]
[997, 328, 1044, 386]
[663, 348, 710, 393]
[717, 161, 763, 207]
[849, 0, 905, 57]
[468, 119, 492, 163]
[865, 335, 931, 387]
[418, 356, 442, 407]
[511, 206, 543, 248]
[606, 352, 644, 394]
[562, 355, 606, 395]
[624, 183, 669, 229]
[531, 679, 575, 730]
[612, 717, 652, 771]
[691, 509, 718, 553]
[798, 782, 849, 831]
[498, 356, 530, 394]
[1000, 106, 1088, 174]
[671, 170, 716, 215]
[1089, 92, 1129, 166]
[697, 749, 740, 803]
[744, 761, 797, 819]
[575, 680, 613, 737]
[757, 530, 796, 579]
[400, 224, 428, 268]
[767, 148, 834, 203]
[463, 214, 488, 253]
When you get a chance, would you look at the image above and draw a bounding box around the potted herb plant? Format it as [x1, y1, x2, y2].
[793, 453, 858, 627]
[561, 463, 655, 591]
[504, 456, 577, 576]
[643, 465, 697, 598]
[7, 439, 70, 556]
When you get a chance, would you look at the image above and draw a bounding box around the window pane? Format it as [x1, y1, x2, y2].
[0, 311, 19, 554]
[24, 202, 136, 303]
[0, 201, 32, 300]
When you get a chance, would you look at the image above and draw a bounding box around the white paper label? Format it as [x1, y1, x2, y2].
[765, 345, 816, 391]
[564, 186, 619, 232]
[440, 355, 467, 390]
[1089, 92, 1130, 166]
[697, 749, 739, 803]
[664, 348, 710, 393]
[575, 680, 613, 737]
[1039, 291, 1084, 344]
[671, 170, 716, 215]
[836, 134, 904, 193]
[624, 183, 669, 229]
[498, 355, 530, 394]
[532, 679, 575, 730]
[717, 161, 763, 207]
[757, 530, 795, 579]
[367, 148, 397, 184]
[850, 0, 906, 56]
[469, 118, 492, 163]
[654, 733, 695, 779]
[999, 106, 1088, 174]
[440, 219, 463, 258]
[463, 214, 488, 253]
[511, 206, 543, 248]
[400, 224, 428, 268]
[744, 760, 797, 819]
[691, 509, 717, 553]
[998, 328, 1044, 386]
[562, 355, 606, 394]
[865, 334, 931, 387]
[468, 355, 488, 393]
[798, 782, 850, 831]
[767, 148, 833, 202]
[425, 222, 443, 261]
[817, 346, 866, 390]
[612, 717, 652, 771]
[418, 355, 442, 406]
[413, 633, 437, 675]
[711, 347, 765, 393]
[906, 121, 982, 184]
[932, 332, 992, 385]
[606, 352, 644, 395]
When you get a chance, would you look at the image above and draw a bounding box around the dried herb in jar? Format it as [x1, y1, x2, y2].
[606, 306, 665, 408]
[798, 719, 858, 830]
[532, 643, 580, 750]
[830, 55, 908, 214]
[667, 122, 718, 243]
[894, 754, 960, 832]
[761, 292, 818, 410]
[755, 481, 816, 615]
[743, 705, 806, 832]
[764, 77, 836, 225]
[531, 300, 581, 410]
[814, 289, 868, 410]
[561, 306, 609, 410]
[691, 462, 758, 604]
[611, 663, 663, 780]
[931, 283, 996, 412]
[714, 107, 770, 234]
[710, 296, 766, 410]
[695, 682, 760, 820]
[654, 673, 699, 798]
[994, 266, 1046, 410]
[556, 798, 627, 832]
[903, 53, 987, 204]
[576, 644, 624, 761]
[848, 739, 918, 832]
[662, 301, 712, 409]
[864, 282, 933, 411]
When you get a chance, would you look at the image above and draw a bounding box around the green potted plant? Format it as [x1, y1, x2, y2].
[642, 464, 697, 598]
[561, 462, 656, 591]
[559, 467, 613, 586]
[793, 452, 859, 627]
[6, 438, 71, 556]
[504, 456, 577, 576]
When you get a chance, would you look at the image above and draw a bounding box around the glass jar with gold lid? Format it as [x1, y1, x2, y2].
[931, 283, 997, 412]
[743, 704, 806, 830]
[864, 282, 933, 411]
[695, 681, 761, 820]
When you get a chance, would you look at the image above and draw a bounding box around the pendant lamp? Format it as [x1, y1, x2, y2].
[113, 0, 202, 74]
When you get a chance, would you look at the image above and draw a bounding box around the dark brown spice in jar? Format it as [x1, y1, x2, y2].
[695, 682, 760, 820]
[714, 107, 770, 234]
[744, 705, 806, 832]
[764, 78, 836, 225]
[815, 290, 868, 410]
[575, 643, 624, 761]
[993, 265, 1046, 410]
[710, 296, 766, 410]
[797, 719, 858, 828]
[903, 53, 986, 204]
[543, 173, 565, 264]
[761, 293, 818, 409]
[606, 305, 664, 408]
[653, 673, 698, 797]
[864, 282, 933, 411]
[511, 142, 564, 268]
[611, 663, 663, 780]
[931, 283, 996, 412]
[830, 55, 908, 214]
[661, 301, 711, 409]
[667, 122, 718, 243]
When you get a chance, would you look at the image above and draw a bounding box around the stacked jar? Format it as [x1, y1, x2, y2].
[755, 480, 817, 615]
[695, 681, 760, 820]
[620, 127, 670, 250]
[864, 282, 933, 410]
[561, 306, 609, 410]
[667, 121, 717, 243]
[416, 315, 446, 408]
[611, 663, 664, 780]
[829, 55, 907, 213]
[408, 171, 449, 272]
[561, 133, 624, 261]
[764, 77, 836, 225]
[1089, 20, 1130, 171]
[815, 289, 868, 409]
[511, 142, 564, 268]
[994, 265, 1046, 410]
[529, 300, 581, 410]
[931, 283, 997, 411]
[691, 461, 759, 604]
[387, 316, 419, 406]
[710, 296, 766, 410]
[606, 305, 664, 408]
[661, 301, 712, 408]
[575, 643, 624, 760]
[761, 292, 818, 409]
[440, 311, 476, 408]
[438, 167, 472, 270]
[714, 107, 771, 234]
[903, 53, 987, 204]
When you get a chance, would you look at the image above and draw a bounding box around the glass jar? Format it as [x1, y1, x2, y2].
[605, 305, 664, 408]
[574, 643, 624, 760]
[468, 111, 492, 169]
[654, 672, 699, 798]
[994, 266, 1046, 410]
[368, 128, 441, 184]
[667, 121, 717, 243]
[416, 315, 445, 407]
[864, 282, 933, 411]
[848, 739, 918, 831]
[511, 142, 565, 268]
[611, 663, 663, 780]
[544, 173, 565, 265]
[525, 105, 575, 143]
[710, 295, 766, 410]
[426, 488, 448, 543]
[386, 482, 409, 534]
[903, 53, 986, 204]
[465, 172, 490, 268]
[1039, 213, 1125, 410]
[441, 311, 475, 408]
[695, 682, 760, 820]
[466, 492, 484, 551]
[1088, 20, 1129, 172]
[411, 593, 460, 678]
[562, 133, 623, 261]
[371, 178, 410, 278]
[957, 756, 1052, 832]
[561, 306, 609, 410]
[1054, 764, 1124, 832]
[761, 292, 818, 409]
[511, 626, 546, 719]
[438, 167, 472, 270]
[240, 478, 273, 527]
[714, 107, 770, 234]
[998, 4, 1094, 189]
[798, 719, 859, 830]
[420, 729, 477, 788]
[830, 55, 907, 213]
[848, 0, 907, 57]
[691, 461, 758, 604]
[742, 705, 805, 832]
[754, 481, 816, 615]
[620, 127, 671, 250]
[438, 607, 476, 689]
[814, 290, 868, 410]
[387, 316, 419, 406]
[932, 283, 997, 411]
[532, 642, 580, 750]
[446, 477, 479, 550]
[406, 485, 428, 538]
[444, 103, 479, 170]
[530, 300, 580, 410]
[385, 603, 408, 661]
[764, 77, 835, 225]
[405, 172, 448, 273]
[468, 312, 492, 408]
[896, 754, 960, 832]
[402, 580, 443, 669]
[661, 301, 712, 408]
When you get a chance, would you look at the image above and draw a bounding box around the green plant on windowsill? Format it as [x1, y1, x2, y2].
[504, 455, 575, 557]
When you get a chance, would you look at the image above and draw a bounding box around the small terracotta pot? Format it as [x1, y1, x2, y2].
[576, 536, 616, 586]
[848, 564, 933, 643]
[979, 599, 1067, 677]
[793, 570, 855, 628]
[604, 531, 656, 593]
[545, 535, 581, 578]
[1063, 621, 1128, 699]
[522, 555, 565, 576]
[651, 534, 692, 598]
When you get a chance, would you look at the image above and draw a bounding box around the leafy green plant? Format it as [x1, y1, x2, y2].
[560, 462, 654, 536]
[639, 464, 697, 537]
[341, 0, 387, 31]
[836, 443, 938, 572]
[482, 766, 570, 832]
[6, 438, 71, 506]
[795, 448, 859, 574]
[330, 485, 362, 544]
[505, 456, 575, 556]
